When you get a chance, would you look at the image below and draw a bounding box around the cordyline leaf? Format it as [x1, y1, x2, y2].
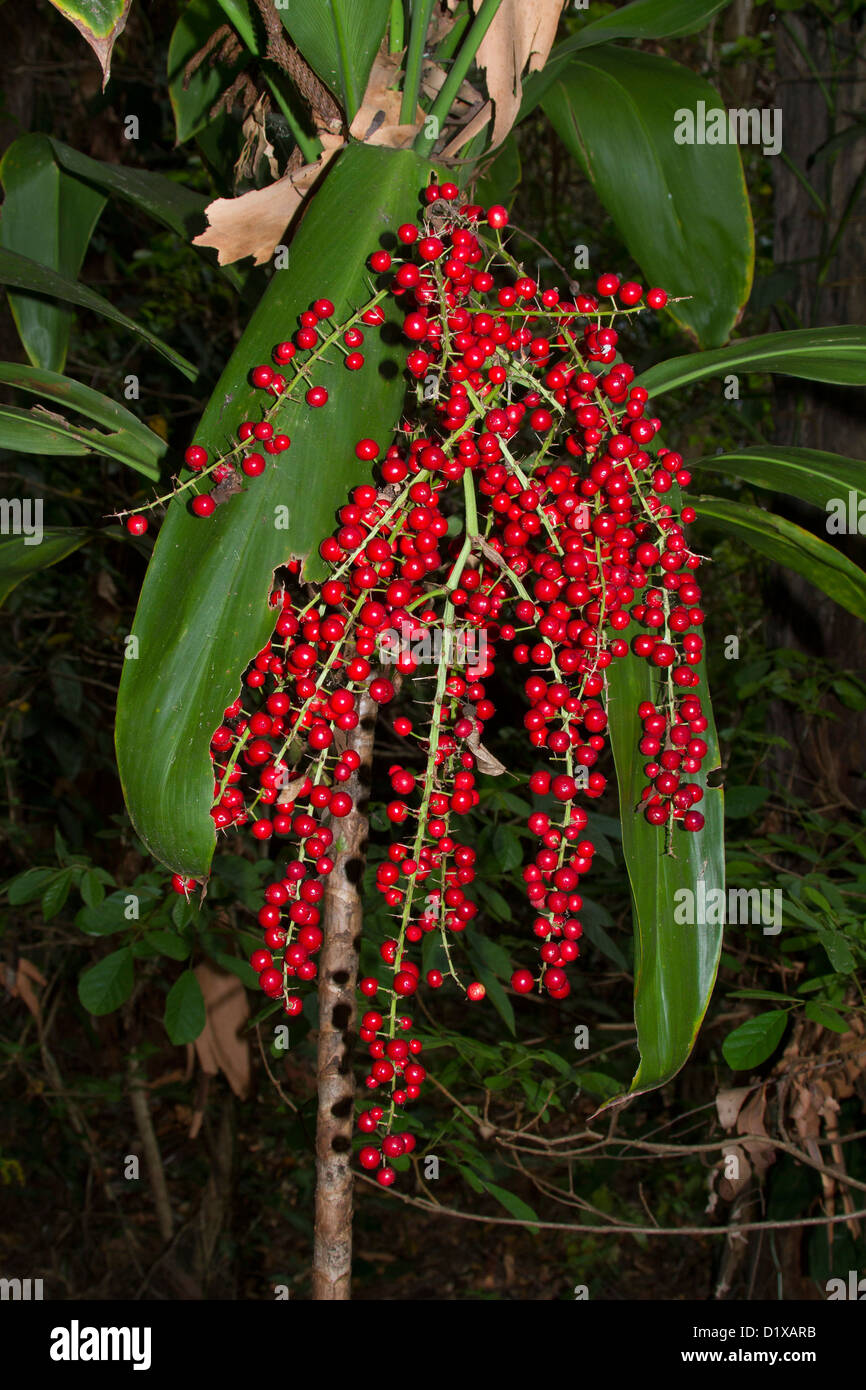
[0, 362, 166, 478]
[542, 46, 753, 347]
[0, 134, 105, 373]
[0, 247, 197, 382]
[192, 135, 343, 266]
[277, 0, 392, 122]
[605, 642, 724, 1104]
[638, 325, 866, 393]
[692, 445, 866, 514]
[520, 0, 732, 113]
[46, 0, 132, 87]
[472, 0, 566, 149]
[116, 144, 435, 878]
[695, 497, 866, 623]
[0, 529, 92, 609]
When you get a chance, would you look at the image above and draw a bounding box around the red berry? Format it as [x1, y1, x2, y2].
[191, 494, 216, 517]
[126, 514, 148, 536]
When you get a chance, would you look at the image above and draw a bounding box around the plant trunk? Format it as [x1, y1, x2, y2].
[311, 689, 377, 1300]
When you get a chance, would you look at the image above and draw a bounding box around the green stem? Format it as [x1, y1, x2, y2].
[389, 0, 405, 53]
[435, 5, 471, 64]
[401, 0, 436, 124]
[413, 0, 504, 156]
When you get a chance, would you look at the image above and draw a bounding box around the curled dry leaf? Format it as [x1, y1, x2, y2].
[472, 0, 566, 149]
[349, 51, 425, 150]
[192, 962, 251, 1101]
[4, 958, 47, 1026]
[237, 95, 280, 185]
[718, 1141, 751, 1201]
[715, 1085, 752, 1130]
[736, 1088, 775, 1177]
[192, 135, 343, 266]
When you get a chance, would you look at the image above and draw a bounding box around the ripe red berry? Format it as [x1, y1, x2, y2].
[126, 514, 148, 536]
[191, 494, 216, 517]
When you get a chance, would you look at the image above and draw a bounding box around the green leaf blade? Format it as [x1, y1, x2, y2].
[116, 144, 433, 877]
[0, 134, 106, 372]
[606, 644, 724, 1101]
[541, 46, 753, 346]
[164, 969, 207, 1043]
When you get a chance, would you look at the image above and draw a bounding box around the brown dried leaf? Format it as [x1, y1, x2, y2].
[193, 963, 251, 1100]
[238, 95, 280, 183]
[469, 739, 506, 776]
[718, 1142, 752, 1200]
[192, 136, 343, 266]
[349, 51, 423, 149]
[276, 775, 311, 807]
[7, 958, 47, 1026]
[440, 102, 493, 159]
[737, 1088, 776, 1176]
[472, 0, 567, 149]
[715, 1085, 752, 1130]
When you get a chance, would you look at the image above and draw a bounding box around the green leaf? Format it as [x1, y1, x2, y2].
[78, 947, 135, 1016]
[143, 929, 192, 962]
[48, 138, 209, 241]
[5, 867, 59, 905]
[815, 928, 856, 974]
[0, 134, 106, 372]
[575, 1070, 621, 1101]
[606, 639, 724, 1100]
[42, 869, 74, 920]
[804, 1001, 849, 1034]
[639, 326, 866, 395]
[116, 144, 434, 876]
[0, 363, 166, 479]
[722, 1010, 788, 1070]
[580, 917, 628, 971]
[168, 0, 252, 144]
[696, 497, 866, 623]
[75, 891, 135, 936]
[692, 445, 866, 515]
[0, 247, 197, 382]
[567, 0, 731, 50]
[475, 879, 513, 922]
[724, 785, 770, 819]
[164, 969, 207, 1043]
[522, 0, 731, 113]
[0, 529, 91, 609]
[473, 969, 516, 1036]
[278, 0, 391, 120]
[45, 0, 132, 85]
[481, 1181, 539, 1226]
[0, 405, 90, 456]
[491, 823, 523, 872]
[541, 46, 752, 347]
[465, 928, 512, 981]
[80, 869, 106, 908]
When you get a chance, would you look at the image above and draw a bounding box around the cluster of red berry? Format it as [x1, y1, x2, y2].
[165, 183, 708, 1186]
